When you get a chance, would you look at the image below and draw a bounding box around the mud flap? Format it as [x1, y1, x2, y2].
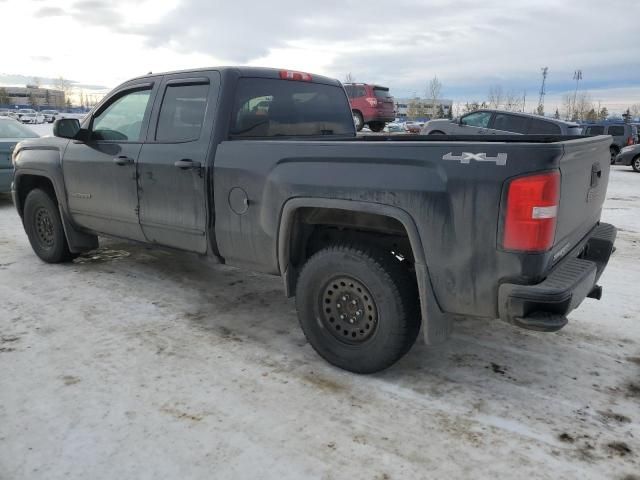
[59, 206, 99, 253]
[415, 262, 453, 344]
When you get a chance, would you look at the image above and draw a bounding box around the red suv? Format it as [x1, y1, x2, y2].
[344, 83, 396, 132]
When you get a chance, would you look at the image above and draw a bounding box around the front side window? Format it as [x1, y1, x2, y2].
[230, 78, 354, 137]
[461, 111, 492, 128]
[92, 89, 152, 141]
[156, 83, 209, 142]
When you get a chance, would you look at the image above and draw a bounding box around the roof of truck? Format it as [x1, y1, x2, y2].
[126, 66, 342, 87]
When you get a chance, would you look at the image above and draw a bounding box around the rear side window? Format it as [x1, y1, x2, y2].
[156, 83, 209, 142]
[585, 126, 605, 135]
[528, 118, 561, 134]
[230, 78, 355, 137]
[492, 113, 528, 133]
[608, 125, 625, 136]
[373, 87, 390, 99]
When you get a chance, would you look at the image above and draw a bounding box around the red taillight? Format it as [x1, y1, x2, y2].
[279, 70, 312, 82]
[365, 97, 378, 107]
[503, 171, 560, 252]
[627, 136, 635, 146]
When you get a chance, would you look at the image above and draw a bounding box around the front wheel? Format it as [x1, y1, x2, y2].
[632, 155, 640, 172]
[23, 188, 74, 263]
[295, 244, 420, 373]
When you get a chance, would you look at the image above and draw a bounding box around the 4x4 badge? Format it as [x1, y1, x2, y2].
[443, 152, 508, 166]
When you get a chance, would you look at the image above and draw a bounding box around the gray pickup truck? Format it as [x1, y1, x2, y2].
[11, 67, 616, 373]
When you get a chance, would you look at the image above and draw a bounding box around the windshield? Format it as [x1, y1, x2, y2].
[0, 119, 39, 138]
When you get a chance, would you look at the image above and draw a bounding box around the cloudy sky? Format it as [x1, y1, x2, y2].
[3, 0, 639, 113]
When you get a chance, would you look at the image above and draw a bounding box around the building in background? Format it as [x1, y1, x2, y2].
[0, 85, 65, 109]
[395, 98, 453, 120]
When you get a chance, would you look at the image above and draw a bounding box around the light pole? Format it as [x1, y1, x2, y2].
[572, 69, 582, 120]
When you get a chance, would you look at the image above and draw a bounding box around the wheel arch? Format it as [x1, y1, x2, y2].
[277, 198, 453, 344]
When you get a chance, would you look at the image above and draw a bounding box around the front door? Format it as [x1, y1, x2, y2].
[63, 83, 157, 240]
[137, 72, 220, 253]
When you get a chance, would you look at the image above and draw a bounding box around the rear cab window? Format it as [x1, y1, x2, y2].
[230, 78, 355, 138]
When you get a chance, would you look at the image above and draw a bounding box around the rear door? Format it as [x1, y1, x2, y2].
[137, 71, 220, 253]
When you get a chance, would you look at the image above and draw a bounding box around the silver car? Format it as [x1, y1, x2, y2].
[421, 109, 581, 136]
[614, 144, 640, 172]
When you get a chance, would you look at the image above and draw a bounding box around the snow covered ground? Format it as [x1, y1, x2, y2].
[0, 167, 638, 480]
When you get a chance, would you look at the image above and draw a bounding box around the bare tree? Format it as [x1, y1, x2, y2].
[487, 85, 504, 109]
[503, 90, 523, 112]
[427, 76, 442, 118]
[344, 73, 354, 83]
[54, 76, 73, 108]
[629, 103, 640, 120]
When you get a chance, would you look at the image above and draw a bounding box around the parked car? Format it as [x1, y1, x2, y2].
[421, 110, 582, 137]
[0, 108, 10, 116]
[614, 144, 640, 172]
[20, 112, 45, 124]
[11, 66, 616, 374]
[583, 123, 637, 163]
[17, 108, 36, 119]
[0, 118, 39, 193]
[41, 110, 60, 123]
[404, 121, 424, 134]
[384, 122, 405, 133]
[343, 83, 396, 132]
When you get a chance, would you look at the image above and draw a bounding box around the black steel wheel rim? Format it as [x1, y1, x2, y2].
[34, 207, 55, 248]
[320, 276, 378, 344]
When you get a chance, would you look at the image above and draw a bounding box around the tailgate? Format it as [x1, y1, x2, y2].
[553, 135, 611, 258]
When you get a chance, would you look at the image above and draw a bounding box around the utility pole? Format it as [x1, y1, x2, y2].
[537, 67, 548, 115]
[522, 90, 526, 112]
[572, 69, 582, 119]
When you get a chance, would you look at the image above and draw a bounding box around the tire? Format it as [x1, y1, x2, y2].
[353, 111, 364, 131]
[429, 130, 446, 135]
[610, 146, 619, 165]
[368, 121, 385, 133]
[633, 155, 640, 173]
[23, 188, 74, 263]
[295, 244, 420, 374]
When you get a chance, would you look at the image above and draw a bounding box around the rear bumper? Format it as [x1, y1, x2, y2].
[498, 223, 616, 332]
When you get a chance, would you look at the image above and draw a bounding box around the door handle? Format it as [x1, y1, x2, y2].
[174, 159, 201, 170]
[113, 155, 134, 165]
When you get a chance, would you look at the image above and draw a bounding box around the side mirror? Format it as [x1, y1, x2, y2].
[53, 118, 81, 139]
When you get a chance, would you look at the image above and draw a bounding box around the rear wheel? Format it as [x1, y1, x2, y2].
[295, 244, 420, 373]
[353, 111, 364, 131]
[429, 130, 445, 135]
[23, 188, 74, 263]
[368, 121, 385, 133]
[633, 155, 640, 172]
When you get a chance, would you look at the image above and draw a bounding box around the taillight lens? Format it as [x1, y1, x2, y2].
[279, 70, 312, 82]
[503, 171, 560, 252]
[365, 97, 378, 107]
[627, 136, 635, 146]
